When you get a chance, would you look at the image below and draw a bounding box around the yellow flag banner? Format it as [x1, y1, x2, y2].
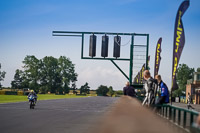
[154, 38, 162, 78]
[172, 0, 189, 90]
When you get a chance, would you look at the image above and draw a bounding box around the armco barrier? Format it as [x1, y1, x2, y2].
[0, 90, 5, 95]
[136, 95, 200, 132]
[155, 104, 199, 132]
[76, 94, 86, 96]
[0, 90, 24, 95]
[86, 94, 97, 96]
[17, 91, 24, 95]
[5, 91, 18, 95]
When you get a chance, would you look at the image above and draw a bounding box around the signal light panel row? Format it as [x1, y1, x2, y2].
[89, 35, 121, 58]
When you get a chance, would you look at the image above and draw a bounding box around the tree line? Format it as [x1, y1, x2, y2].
[1, 57, 199, 96]
[78, 83, 121, 96]
[0, 56, 121, 96]
[11, 55, 77, 94]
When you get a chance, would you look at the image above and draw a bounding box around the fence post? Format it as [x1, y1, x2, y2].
[183, 111, 187, 128]
[162, 106, 164, 116]
[178, 110, 181, 125]
[169, 107, 172, 120]
[190, 113, 194, 127]
[173, 108, 176, 122]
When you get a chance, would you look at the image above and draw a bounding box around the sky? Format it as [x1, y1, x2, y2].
[0, 0, 200, 90]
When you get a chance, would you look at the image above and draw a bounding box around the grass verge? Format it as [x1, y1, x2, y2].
[0, 94, 87, 103]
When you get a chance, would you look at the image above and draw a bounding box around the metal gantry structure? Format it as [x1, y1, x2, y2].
[52, 31, 149, 88]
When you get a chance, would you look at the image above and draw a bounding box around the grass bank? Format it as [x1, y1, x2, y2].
[0, 94, 87, 103]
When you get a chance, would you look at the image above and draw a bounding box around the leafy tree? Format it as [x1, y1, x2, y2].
[18, 55, 77, 94]
[11, 69, 23, 89]
[23, 55, 40, 93]
[96, 85, 109, 96]
[39, 85, 49, 94]
[40, 56, 60, 93]
[107, 86, 114, 97]
[173, 64, 194, 97]
[0, 63, 6, 88]
[197, 67, 200, 72]
[58, 56, 77, 82]
[80, 82, 90, 94]
[58, 56, 77, 93]
[11, 69, 30, 90]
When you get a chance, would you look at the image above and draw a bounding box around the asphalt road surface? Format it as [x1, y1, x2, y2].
[172, 102, 200, 112]
[0, 96, 119, 133]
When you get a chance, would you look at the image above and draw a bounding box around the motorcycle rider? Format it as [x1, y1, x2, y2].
[28, 90, 37, 104]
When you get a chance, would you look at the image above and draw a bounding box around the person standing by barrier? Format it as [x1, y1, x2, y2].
[155, 75, 169, 104]
[142, 70, 157, 106]
[123, 82, 136, 97]
[187, 92, 195, 110]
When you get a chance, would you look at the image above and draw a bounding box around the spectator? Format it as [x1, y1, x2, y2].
[155, 75, 169, 104]
[187, 92, 194, 110]
[123, 82, 136, 97]
[142, 70, 157, 106]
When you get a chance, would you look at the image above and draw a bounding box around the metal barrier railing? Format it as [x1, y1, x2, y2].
[136, 95, 200, 132]
[155, 104, 199, 132]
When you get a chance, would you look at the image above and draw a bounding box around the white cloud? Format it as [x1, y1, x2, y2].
[77, 66, 127, 90]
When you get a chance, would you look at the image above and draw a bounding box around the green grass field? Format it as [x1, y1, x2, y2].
[0, 94, 87, 103]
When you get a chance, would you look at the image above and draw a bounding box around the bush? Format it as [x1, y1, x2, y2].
[96, 85, 109, 96]
[115, 90, 123, 96]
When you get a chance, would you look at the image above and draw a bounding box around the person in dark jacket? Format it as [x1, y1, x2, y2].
[155, 75, 169, 104]
[123, 82, 136, 97]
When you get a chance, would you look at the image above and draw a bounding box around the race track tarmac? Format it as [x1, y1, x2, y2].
[0, 96, 119, 133]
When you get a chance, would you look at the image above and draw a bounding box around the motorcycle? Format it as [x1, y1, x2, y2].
[28, 95, 36, 109]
